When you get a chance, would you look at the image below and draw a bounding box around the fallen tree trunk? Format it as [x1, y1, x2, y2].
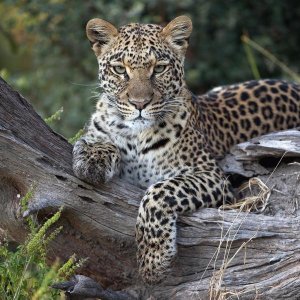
[220, 129, 300, 177]
[1, 77, 300, 299]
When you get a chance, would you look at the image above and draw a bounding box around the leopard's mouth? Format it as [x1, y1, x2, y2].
[134, 115, 145, 121]
[132, 117, 153, 125]
[131, 110, 156, 122]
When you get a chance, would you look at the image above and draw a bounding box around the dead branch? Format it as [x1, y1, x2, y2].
[1, 77, 300, 299]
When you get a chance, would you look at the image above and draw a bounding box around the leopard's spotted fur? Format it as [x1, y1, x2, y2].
[72, 16, 300, 284]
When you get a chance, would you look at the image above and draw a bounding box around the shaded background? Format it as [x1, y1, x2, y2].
[1, 0, 300, 138]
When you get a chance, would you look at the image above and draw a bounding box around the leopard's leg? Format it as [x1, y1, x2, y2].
[135, 166, 234, 284]
[72, 118, 121, 185]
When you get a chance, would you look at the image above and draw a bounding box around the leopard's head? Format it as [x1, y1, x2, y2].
[86, 16, 192, 130]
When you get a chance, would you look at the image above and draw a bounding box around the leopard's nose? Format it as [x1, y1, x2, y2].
[128, 98, 151, 110]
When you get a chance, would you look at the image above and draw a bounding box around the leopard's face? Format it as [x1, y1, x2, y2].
[98, 25, 183, 125]
[86, 17, 192, 130]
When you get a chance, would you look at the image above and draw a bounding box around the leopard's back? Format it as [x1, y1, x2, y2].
[194, 79, 300, 157]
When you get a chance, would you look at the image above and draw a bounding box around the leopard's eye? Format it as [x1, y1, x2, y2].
[154, 65, 166, 74]
[112, 66, 126, 75]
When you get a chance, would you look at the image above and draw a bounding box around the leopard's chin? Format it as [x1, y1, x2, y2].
[126, 118, 155, 132]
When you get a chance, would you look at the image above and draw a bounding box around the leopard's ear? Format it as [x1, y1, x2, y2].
[161, 16, 192, 56]
[86, 18, 118, 57]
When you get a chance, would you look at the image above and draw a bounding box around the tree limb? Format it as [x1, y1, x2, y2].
[1, 77, 300, 299]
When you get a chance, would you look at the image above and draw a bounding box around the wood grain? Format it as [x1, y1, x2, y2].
[1, 77, 300, 299]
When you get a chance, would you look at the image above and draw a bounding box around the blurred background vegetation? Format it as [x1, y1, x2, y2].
[1, 0, 300, 137]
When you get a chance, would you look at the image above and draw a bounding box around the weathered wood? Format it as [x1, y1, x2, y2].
[52, 275, 136, 300]
[220, 129, 300, 177]
[1, 76, 300, 299]
[231, 129, 300, 159]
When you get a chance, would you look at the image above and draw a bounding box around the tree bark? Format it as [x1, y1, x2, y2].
[1, 77, 300, 299]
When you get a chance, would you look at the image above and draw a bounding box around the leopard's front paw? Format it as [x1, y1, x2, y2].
[135, 203, 177, 284]
[72, 139, 120, 185]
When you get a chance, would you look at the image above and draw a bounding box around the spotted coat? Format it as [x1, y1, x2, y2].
[72, 16, 300, 284]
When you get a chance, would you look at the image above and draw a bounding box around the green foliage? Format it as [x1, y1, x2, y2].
[242, 35, 300, 83]
[0, 192, 85, 300]
[1, 0, 300, 137]
[242, 35, 261, 80]
[68, 128, 84, 145]
[57, 254, 87, 279]
[20, 186, 36, 231]
[44, 107, 64, 126]
[20, 185, 35, 211]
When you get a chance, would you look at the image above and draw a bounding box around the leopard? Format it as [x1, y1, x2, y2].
[72, 15, 300, 284]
